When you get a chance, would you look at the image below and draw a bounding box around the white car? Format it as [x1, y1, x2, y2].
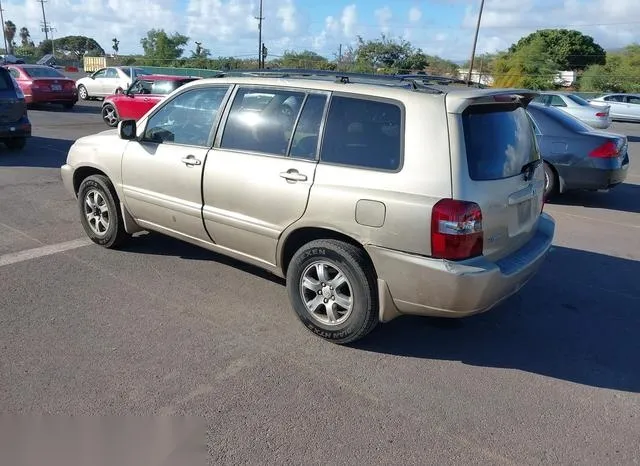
[76, 66, 146, 100]
[589, 94, 640, 122]
[532, 92, 611, 129]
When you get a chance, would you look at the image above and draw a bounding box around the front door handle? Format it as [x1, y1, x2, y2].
[279, 169, 307, 182]
[181, 155, 201, 166]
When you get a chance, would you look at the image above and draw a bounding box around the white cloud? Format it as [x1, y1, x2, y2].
[375, 6, 393, 34]
[409, 7, 422, 23]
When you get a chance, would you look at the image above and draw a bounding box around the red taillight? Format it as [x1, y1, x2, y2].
[589, 140, 619, 158]
[431, 199, 483, 260]
[595, 111, 607, 117]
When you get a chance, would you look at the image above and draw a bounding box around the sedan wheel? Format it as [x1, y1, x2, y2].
[78, 85, 88, 100]
[101, 104, 119, 127]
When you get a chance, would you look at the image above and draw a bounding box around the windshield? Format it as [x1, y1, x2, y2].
[24, 67, 65, 78]
[566, 94, 591, 106]
[462, 104, 540, 181]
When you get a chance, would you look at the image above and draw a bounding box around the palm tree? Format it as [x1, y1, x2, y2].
[4, 21, 16, 54]
[19, 27, 31, 47]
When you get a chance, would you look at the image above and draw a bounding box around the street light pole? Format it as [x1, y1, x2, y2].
[0, 0, 8, 54]
[466, 0, 485, 86]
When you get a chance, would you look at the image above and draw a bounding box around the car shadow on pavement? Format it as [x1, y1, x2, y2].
[121, 232, 286, 285]
[28, 103, 101, 114]
[356, 246, 640, 393]
[0, 136, 72, 168]
[548, 183, 640, 214]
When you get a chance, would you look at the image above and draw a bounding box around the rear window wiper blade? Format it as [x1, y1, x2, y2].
[521, 158, 542, 181]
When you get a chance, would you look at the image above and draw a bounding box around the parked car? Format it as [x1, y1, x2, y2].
[76, 66, 147, 100]
[589, 93, 640, 122]
[60, 72, 555, 344]
[5, 64, 78, 109]
[527, 103, 629, 199]
[0, 66, 31, 150]
[533, 92, 611, 129]
[101, 74, 201, 127]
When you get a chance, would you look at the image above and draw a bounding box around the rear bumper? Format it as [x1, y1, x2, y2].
[367, 213, 555, 322]
[557, 155, 629, 191]
[26, 91, 78, 104]
[0, 118, 31, 139]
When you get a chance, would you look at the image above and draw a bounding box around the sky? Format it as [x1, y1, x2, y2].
[3, 0, 640, 62]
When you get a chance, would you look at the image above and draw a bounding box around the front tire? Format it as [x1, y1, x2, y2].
[5, 137, 26, 151]
[286, 239, 379, 344]
[101, 104, 119, 127]
[77, 175, 129, 248]
[78, 85, 88, 101]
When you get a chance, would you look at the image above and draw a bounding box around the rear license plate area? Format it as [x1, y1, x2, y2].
[51, 85, 62, 91]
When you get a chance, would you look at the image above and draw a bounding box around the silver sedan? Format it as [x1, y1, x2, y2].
[532, 92, 612, 129]
[589, 94, 640, 122]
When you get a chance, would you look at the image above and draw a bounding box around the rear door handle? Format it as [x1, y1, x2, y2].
[181, 155, 201, 166]
[279, 169, 307, 182]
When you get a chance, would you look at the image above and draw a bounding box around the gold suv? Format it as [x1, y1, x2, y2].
[61, 71, 555, 344]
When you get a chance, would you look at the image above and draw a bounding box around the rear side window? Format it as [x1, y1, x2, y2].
[548, 95, 566, 107]
[320, 96, 402, 171]
[0, 69, 13, 90]
[462, 104, 540, 181]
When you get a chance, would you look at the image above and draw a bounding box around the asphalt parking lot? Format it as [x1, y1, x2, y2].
[1, 101, 639, 464]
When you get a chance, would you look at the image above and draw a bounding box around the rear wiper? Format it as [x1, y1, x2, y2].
[521, 159, 542, 181]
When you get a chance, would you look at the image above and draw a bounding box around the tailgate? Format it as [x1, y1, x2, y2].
[446, 91, 545, 261]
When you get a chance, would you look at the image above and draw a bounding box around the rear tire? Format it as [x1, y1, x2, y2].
[78, 85, 88, 101]
[5, 137, 26, 151]
[286, 239, 379, 344]
[77, 175, 130, 249]
[543, 162, 558, 200]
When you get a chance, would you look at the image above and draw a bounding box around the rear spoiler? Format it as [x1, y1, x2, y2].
[446, 89, 539, 114]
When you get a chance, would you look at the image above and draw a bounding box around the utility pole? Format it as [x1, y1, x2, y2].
[255, 0, 264, 68]
[0, 0, 8, 55]
[37, 0, 49, 42]
[466, 0, 485, 86]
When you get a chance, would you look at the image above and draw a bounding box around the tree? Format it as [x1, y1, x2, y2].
[424, 55, 460, 77]
[274, 50, 334, 70]
[112, 37, 120, 56]
[509, 29, 605, 71]
[50, 36, 105, 58]
[191, 41, 211, 59]
[4, 21, 16, 54]
[140, 29, 189, 62]
[38, 39, 53, 55]
[19, 27, 33, 47]
[353, 34, 429, 73]
[494, 37, 559, 89]
[580, 44, 640, 93]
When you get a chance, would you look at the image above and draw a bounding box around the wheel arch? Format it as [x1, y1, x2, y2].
[279, 226, 377, 277]
[543, 159, 565, 194]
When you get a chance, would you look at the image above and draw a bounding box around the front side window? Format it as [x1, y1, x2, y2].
[220, 87, 305, 156]
[143, 86, 229, 147]
[128, 79, 153, 94]
[320, 96, 402, 171]
[93, 69, 106, 78]
[626, 96, 640, 105]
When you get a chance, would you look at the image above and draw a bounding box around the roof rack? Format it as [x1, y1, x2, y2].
[215, 68, 464, 94]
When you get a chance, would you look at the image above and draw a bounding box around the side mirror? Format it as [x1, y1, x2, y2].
[118, 119, 137, 140]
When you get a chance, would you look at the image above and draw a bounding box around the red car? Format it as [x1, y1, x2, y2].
[101, 74, 200, 127]
[5, 64, 78, 109]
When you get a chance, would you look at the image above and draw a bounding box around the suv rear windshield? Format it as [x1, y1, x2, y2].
[462, 104, 540, 181]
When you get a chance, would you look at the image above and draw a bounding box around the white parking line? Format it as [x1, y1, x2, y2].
[0, 238, 93, 267]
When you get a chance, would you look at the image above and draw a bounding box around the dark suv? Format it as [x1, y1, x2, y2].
[0, 66, 31, 150]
